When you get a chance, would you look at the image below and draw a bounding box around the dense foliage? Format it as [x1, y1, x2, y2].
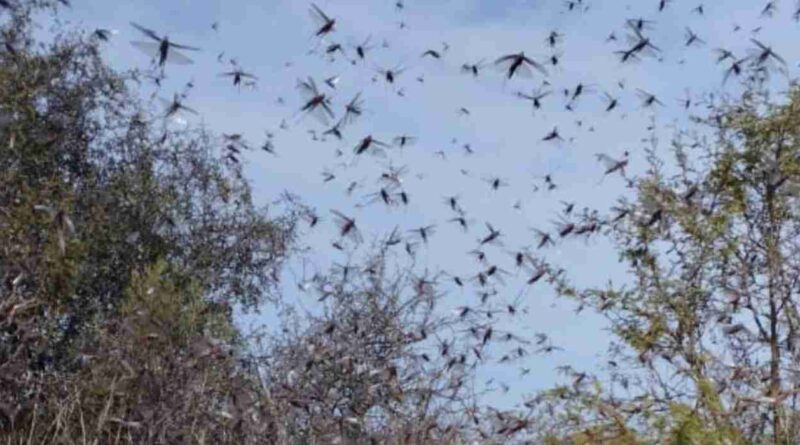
[522, 88, 800, 444]
[0, 2, 292, 442]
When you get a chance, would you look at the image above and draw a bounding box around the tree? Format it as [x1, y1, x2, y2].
[255, 243, 486, 444]
[517, 86, 800, 444]
[0, 2, 295, 442]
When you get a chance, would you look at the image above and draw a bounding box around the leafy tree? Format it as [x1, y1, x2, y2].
[516, 86, 800, 444]
[256, 243, 486, 444]
[0, 2, 295, 442]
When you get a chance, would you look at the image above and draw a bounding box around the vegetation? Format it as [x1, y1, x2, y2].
[0, 3, 479, 443]
[0, 1, 293, 442]
[523, 88, 800, 444]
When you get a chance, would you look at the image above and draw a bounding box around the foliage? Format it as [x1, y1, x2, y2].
[257, 245, 479, 444]
[0, 2, 294, 443]
[518, 85, 800, 444]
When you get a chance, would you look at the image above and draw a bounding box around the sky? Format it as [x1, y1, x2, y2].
[50, 0, 800, 410]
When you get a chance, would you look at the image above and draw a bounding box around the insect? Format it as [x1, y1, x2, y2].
[443, 195, 461, 213]
[479, 223, 502, 246]
[92, 28, 118, 41]
[379, 164, 409, 188]
[353, 135, 390, 156]
[309, 3, 336, 37]
[409, 225, 437, 244]
[603, 92, 620, 112]
[296, 77, 335, 124]
[323, 75, 340, 89]
[340, 93, 364, 127]
[160, 93, 198, 121]
[749, 38, 786, 68]
[531, 228, 554, 249]
[364, 187, 395, 207]
[494, 52, 548, 79]
[542, 126, 564, 142]
[595, 152, 629, 179]
[330, 210, 362, 243]
[219, 67, 258, 88]
[130, 22, 199, 67]
[684, 27, 705, 47]
[636, 89, 664, 108]
[461, 59, 487, 77]
[484, 176, 508, 191]
[546, 30, 563, 48]
[351, 35, 374, 63]
[393, 135, 417, 148]
[322, 122, 343, 140]
[517, 88, 551, 112]
[421, 49, 442, 59]
[616, 24, 660, 63]
[722, 56, 750, 84]
[376, 64, 407, 85]
[449, 213, 472, 232]
[553, 216, 576, 238]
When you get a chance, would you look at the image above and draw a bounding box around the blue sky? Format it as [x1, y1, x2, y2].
[53, 0, 800, 409]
